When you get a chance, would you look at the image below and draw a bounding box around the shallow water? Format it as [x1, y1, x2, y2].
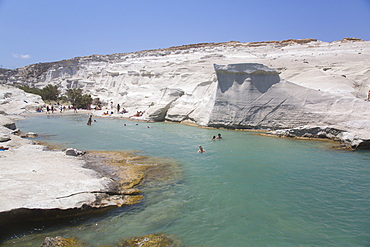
[4, 114, 370, 246]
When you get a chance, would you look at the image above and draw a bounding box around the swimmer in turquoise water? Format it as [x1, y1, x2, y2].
[198, 146, 206, 153]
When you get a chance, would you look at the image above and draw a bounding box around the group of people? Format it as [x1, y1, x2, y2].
[212, 133, 222, 140]
[198, 133, 222, 153]
[130, 111, 145, 118]
[36, 104, 77, 114]
[102, 102, 128, 115]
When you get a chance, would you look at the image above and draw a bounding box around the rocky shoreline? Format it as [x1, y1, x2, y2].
[265, 125, 370, 150]
[1, 37, 370, 244]
[0, 81, 368, 225]
[0, 106, 180, 244]
[0, 149, 149, 225]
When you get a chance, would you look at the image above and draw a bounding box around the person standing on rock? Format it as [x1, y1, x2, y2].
[117, 104, 120, 114]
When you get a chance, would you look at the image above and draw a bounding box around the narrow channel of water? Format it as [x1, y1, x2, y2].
[4, 114, 370, 246]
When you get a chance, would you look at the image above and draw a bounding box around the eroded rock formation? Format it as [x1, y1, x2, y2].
[0, 39, 369, 147]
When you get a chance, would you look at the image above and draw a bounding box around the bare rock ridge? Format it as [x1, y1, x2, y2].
[0, 38, 369, 148]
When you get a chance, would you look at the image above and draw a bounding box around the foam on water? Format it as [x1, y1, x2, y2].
[4, 115, 370, 246]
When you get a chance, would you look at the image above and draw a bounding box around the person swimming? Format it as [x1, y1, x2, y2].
[216, 133, 222, 139]
[212, 136, 216, 140]
[198, 146, 206, 153]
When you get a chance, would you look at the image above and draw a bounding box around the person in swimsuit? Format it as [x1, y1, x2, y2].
[87, 114, 92, 125]
[198, 146, 206, 153]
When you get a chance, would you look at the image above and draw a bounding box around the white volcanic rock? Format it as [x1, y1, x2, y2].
[143, 87, 184, 121]
[0, 84, 44, 115]
[0, 114, 16, 130]
[208, 63, 282, 128]
[0, 142, 110, 212]
[0, 133, 11, 142]
[3, 40, 370, 104]
[0, 115, 17, 142]
[65, 147, 86, 156]
[1, 39, 369, 145]
[22, 132, 38, 138]
[208, 63, 370, 128]
[268, 125, 370, 149]
[165, 80, 217, 125]
[208, 63, 370, 145]
[0, 113, 112, 213]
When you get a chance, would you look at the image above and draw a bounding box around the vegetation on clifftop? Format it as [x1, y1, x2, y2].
[19, 84, 93, 108]
[19, 84, 59, 101]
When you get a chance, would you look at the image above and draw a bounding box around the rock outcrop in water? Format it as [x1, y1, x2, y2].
[39, 233, 183, 247]
[0, 38, 369, 148]
[117, 233, 183, 247]
[40, 236, 87, 247]
[206, 63, 370, 148]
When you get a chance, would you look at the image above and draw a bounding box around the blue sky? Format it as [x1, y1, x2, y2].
[1, 0, 369, 69]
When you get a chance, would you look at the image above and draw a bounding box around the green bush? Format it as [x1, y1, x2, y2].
[19, 85, 42, 96]
[20, 85, 92, 109]
[19, 84, 59, 101]
[66, 88, 92, 109]
[41, 84, 59, 101]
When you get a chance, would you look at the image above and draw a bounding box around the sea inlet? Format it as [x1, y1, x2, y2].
[3, 114, 370, 246]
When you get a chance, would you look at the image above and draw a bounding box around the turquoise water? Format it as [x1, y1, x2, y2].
[4, 114, 370, 246]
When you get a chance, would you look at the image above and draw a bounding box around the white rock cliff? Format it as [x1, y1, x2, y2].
[1, 38, 369, 147]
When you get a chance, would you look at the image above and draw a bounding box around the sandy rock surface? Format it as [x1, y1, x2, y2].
[0, 85, 112, 216]
[0, 84, 44, 115]
[0, 141, 110, 212]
